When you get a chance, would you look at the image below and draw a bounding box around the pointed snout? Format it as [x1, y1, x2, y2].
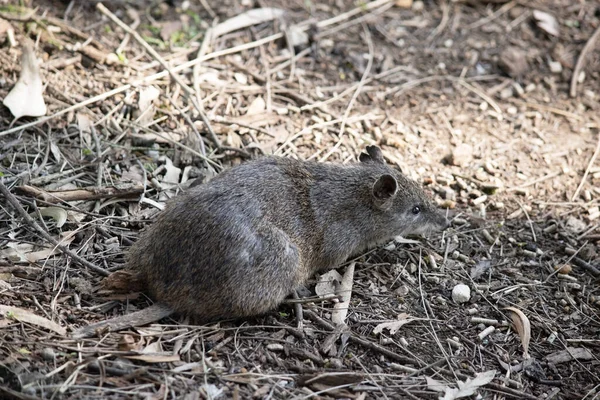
[434, 211, 451, 231]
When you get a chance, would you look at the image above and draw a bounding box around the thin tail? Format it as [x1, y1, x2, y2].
[72, 303, 174, 339]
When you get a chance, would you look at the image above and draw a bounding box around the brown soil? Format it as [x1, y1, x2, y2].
[0, 0, 599, 399]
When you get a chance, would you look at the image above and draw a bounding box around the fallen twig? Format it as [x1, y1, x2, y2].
[570, 23, 600, 97]
[15, 183, 144, 204]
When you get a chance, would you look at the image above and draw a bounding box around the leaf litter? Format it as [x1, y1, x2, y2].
[0, 0, 599, 399]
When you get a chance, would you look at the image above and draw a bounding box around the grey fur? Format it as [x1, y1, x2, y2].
[127, 146, 449, 321]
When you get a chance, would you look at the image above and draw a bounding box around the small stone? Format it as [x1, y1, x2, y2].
[507, 106, 518, 115]
[266, 344, 284, 351]
[452, 284, 471, 304]
[444, 39, 453, 48]
[450, 143, 473, 167]
[500, 87, 514, 99]
[548, 60, 562, 73]
[498, 47, 528, 79]
[471, 194, 487, 205]
[554, 264, 572, 275]
[412, 0, 424, 11]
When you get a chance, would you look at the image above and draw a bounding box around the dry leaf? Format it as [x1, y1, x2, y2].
[197, 70, 227, 86]
[212, 8, 285, 39]
[202, 384, 224, 399]
[504, 307, 531, 359]
[332, 262, 355, 325]
[315, 270, 342, 297]
[137, 85, 160, 126]
[121, 164, 145, 183]
[226, 130, 244, 148]
[124, 340, 181, 363]
[532, 10, 559, 37]
[25, 231, 75, 262]
[546, 347, 594, 364]
[246, 96, 266, 115]
[126, 354, 181, 363]
[3, 39, 47, 119]
[118, 334, 144, 351]
[76, 113, 93, 150]
[426, 376, 448, 393]
[30, 207, 68, 228]
[162, 157, 181, 184]
[50, 141, 61, 163]
[0, 305, 66, 335]
[440, 370, 496, 400]
[1, 242, 34, 262]
[373, 313, 414, 335]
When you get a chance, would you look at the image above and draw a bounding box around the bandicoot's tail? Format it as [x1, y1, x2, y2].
[72, 303, 174, 339]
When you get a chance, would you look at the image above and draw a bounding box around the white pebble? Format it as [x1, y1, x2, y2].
[548, 60, 562, 74]
[452, 284, 471, 303]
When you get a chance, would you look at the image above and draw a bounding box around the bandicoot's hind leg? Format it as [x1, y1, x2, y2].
[227, 223, 305, 318]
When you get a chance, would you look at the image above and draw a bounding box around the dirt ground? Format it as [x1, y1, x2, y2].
[0, 0, 599, 399]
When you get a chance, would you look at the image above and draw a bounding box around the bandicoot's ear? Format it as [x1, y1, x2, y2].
[372, 174, 398, 209]
[359, 146, 385, 164]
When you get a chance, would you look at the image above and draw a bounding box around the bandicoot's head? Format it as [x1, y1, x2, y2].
[359, 146, 450, 237]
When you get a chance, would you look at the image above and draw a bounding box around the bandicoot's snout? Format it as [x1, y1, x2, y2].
[430, 208, 451, 231]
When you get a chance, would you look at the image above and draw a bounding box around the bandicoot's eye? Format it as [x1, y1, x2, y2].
[412, 205, 421, 215]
